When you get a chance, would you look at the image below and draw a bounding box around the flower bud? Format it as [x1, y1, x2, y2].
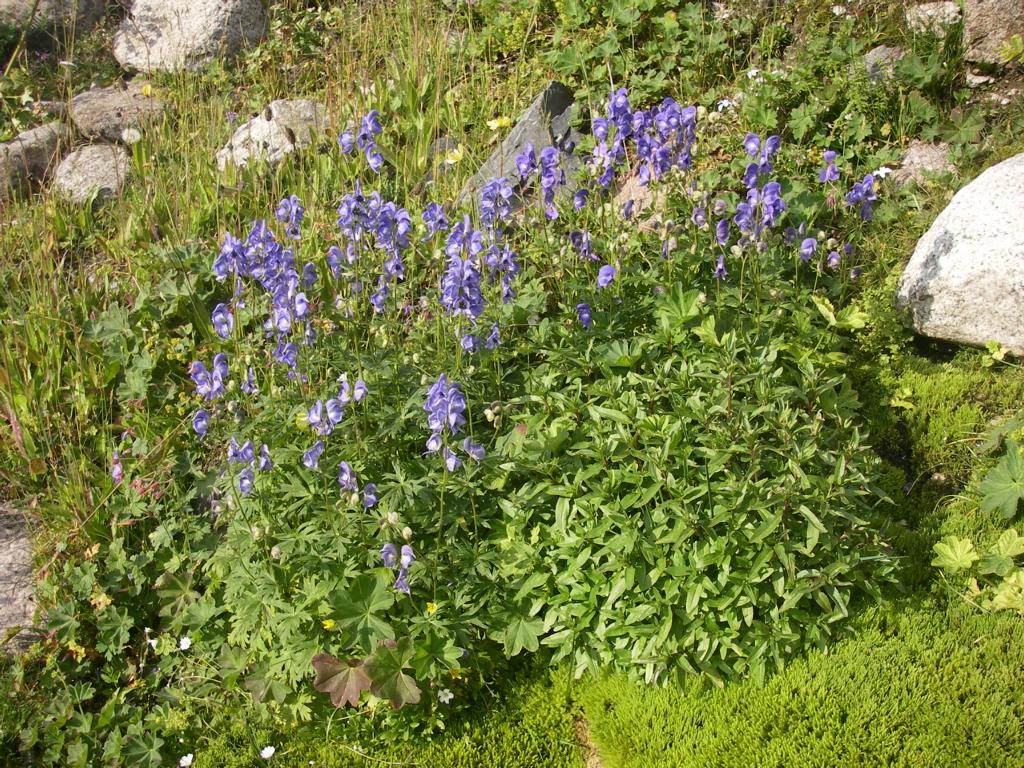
[402, 526, 413, 541]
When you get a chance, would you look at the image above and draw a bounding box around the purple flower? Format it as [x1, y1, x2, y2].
[394, 569, 410, 595]
[715, 219, 730, 246]
[303, 440, 325, 470]
[827, 250, 842, 269]
[576, 302, 592, 328]
[308, 400, 332, 435]
[846, 173, 877, 220]
[363, 483, 377, 509]
[480, 177, 514, 228]
[592, 117, 609, 141]
[275, 194, 305, 240]
[443, 446, 462, 472]
[294, 292, 309, 319]
[440, 250, 485, 321]
[799, 237, 818, 262]
[326, 398, 345, 425]
[302, 262, 317, 287]
[212, 303, 233, 339]
[338, 130, 355, 154]
[424, 374, 466, 452]
[193, 409, 210, 437]
[819, 149, 839, 183]
[228, 438, 255, 465]
[400, 545, 415, 568]
[573, 188, 589, 211]
[462, 437, 486, 462]
[597, 264, 616, 289]
[485, 323, 500, 350]
[354, 379, 368, 403]
[569, 230, 595, 261]
[713, 254, 728, 280]
[238, 467, 255, 496]
[366, 146, 384, 173]
[337, 461, 358, 492]
[744, 133, 761, 158]
[422, 202, 449, 238]
[381, 543, 398, 568]
[622, 199, 634, 220]
[189, 354, 229, 400]
[112, 451, 123, 485]
[515, 143, 537, 178]
[461, 333, 479, 353]
[258, 444, 272, 472]
[691, 206, 707, 228]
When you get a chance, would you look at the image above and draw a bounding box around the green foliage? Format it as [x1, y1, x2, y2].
[979, 440, 1024, 519]
[578, 600, 1024, 767]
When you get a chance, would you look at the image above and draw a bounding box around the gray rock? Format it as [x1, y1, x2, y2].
[53, 143, 130, 204]
[0, 0, 104, 46]
[215, 99, 328, 170]
[70, 80, 165, 143]
[0, 122, 69, 203]
[0, 505, 36, 653]
[113, 0, 266, 73]
[896, 152, 1024, 356]
[905, 2, 961, 35]
[963, 0, 1024, 65]
[864, 45, 906, 82]
[458, 81, 583, 209]
[892, 141, 955, 187]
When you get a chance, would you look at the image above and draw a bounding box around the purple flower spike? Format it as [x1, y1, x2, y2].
[576, 302, 592, 328]
[799, 237, 818, 262]
[193, 409, 210, 437]
[238, 467, 254, 496]
[713, 254, 728, 280]
[112, 451, 123, 485]
[743, 133, 761, 158]
[303, 440, 325, 470]
[258, 444, 272, 472]
[212, 303, 233, 339]
[337, 461, 358, 493]
[363, 483, 378, 509]
[353, 379, 368, 402]
[597, 264, 616, 289]
[462, 437, 486, 463]
[715, 219, 730, 246]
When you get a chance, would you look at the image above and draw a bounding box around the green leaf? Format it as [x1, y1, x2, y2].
[366, 640, 421, 710]
[311, 653, 372, 708]
[502, 615, 542, 657]
[991, 528, 1024, 558]
[931, 536, 980, 573]
[123, 732, 163, 767]
[331, 574, 395, 652]
[979, 441, 1024, 519]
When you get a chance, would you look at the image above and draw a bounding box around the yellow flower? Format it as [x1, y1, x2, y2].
[426, 602, 438, 615]
[67, 641, 88, 661]
[140, 83, 153, 98]
[444, 144, 465, 165]
[322, 619, 336, 630]
[90, 590, 112, 611]
[486, 116, 512, 131]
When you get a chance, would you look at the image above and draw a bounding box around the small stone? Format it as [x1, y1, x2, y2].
[965, 72, 995, 88]
[963, 0, 1024, 66]
[0, 0, 105, 48]
[892, 141, 955, 188]
[458, 81, 583, 209]
[70, 80, 166, 143]
[113, 0, 267, 73]
[905, 2, 961, 35]
[0, 505, 36, 653]
[864, 45, 906, 82]
[0, 122, 70, 203]
[53, 144, 131, 204]
[215, 99, 327, 170]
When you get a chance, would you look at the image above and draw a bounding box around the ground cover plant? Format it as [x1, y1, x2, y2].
[1, 0, 1023, 765]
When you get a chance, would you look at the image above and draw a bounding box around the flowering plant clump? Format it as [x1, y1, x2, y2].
[52, 86, 896, 754]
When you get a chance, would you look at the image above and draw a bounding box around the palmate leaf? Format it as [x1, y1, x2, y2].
[311, 653, 371, 708]
[932, 536, 980, 573]
[366, 639, 421, 710]
[330, 574, 395, 652]
[979, 441, 1024, 519]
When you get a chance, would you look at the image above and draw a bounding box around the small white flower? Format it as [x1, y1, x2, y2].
[831, 5, 847, 15]
[260, 746, 276, 760]
[438, 688, 454, 704]
[179, 755, 194, 767]
[746, 68, 760, 79]
[875, 166, 894, 179]
[147, 638, 158, 649]
[178, 636, 192, 651]
[716, 98, 736, 112]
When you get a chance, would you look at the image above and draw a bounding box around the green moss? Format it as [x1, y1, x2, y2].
[579, 600, 1024, 768]
[190, 664, 582, 768]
